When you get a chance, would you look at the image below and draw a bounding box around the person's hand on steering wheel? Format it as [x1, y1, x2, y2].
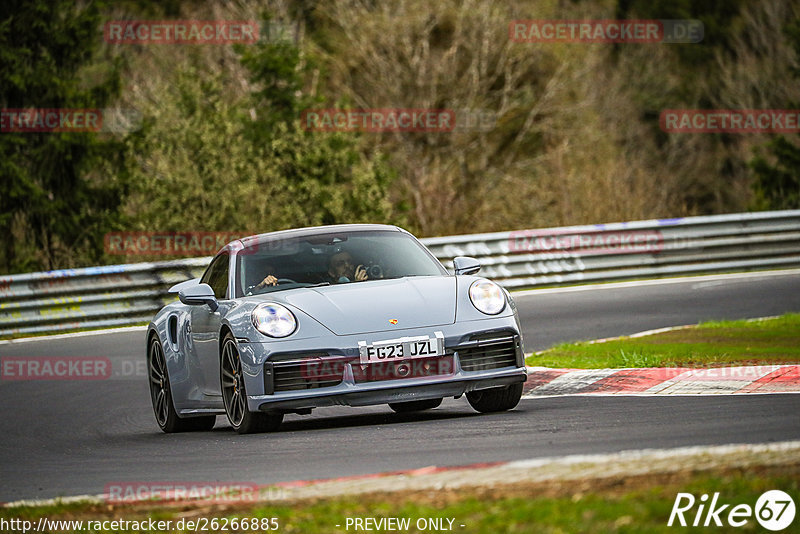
[255, 275, 278, 289]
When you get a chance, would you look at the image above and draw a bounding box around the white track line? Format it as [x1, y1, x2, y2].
[512, 268, 800, 297]
[0, 326, 147, 345]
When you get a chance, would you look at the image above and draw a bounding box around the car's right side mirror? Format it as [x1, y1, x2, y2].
[453, 256, 481, 276]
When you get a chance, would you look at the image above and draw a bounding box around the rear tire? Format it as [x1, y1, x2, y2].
[466, 383, 523, 413]
[221, 333, 283, 434]
[388, 398, 442, 413]
[148, 336, 216, 433]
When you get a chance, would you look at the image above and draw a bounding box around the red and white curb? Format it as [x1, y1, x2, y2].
[256, 441, 800, 502]
[523, 365, 800, 397]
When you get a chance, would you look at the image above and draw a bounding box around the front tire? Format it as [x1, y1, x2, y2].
[466, 383, 523, 413]
[388, 398, 442, 413]
[148, 336, 216, 433]
[221, 333, 283, 434]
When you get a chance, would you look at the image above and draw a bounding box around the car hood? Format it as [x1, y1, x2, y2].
[277, 276, 456, 336]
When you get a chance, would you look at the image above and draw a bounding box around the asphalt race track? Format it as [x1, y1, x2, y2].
[1, 271, 799, 502]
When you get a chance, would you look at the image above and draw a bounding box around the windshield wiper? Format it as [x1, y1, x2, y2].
[247, 281, 329, 296]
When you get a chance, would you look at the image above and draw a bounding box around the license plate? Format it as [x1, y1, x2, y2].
[358, 331, 445, 365]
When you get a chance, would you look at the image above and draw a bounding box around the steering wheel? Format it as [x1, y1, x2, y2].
[246, 278, 297, 295]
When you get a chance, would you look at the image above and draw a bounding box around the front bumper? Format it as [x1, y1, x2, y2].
[251, 353, 527, 412]
[239, 318, 527, 412]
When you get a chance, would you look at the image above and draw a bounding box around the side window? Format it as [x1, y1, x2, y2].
[200, 253, 229, 300]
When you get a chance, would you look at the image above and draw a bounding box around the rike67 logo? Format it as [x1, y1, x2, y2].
[668, 490, 796, 531]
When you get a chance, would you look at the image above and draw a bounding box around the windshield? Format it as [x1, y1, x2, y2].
[234, 229, 447, 297]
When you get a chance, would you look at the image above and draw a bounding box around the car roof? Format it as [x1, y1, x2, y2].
[235, 224, 404, 249]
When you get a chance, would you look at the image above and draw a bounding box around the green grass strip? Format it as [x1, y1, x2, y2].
[526, 313, 800, 369]
[2, 467, 797, 533]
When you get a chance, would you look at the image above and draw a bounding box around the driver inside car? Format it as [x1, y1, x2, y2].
[249, 251, 369, 293]
[247, 263, 278, 294]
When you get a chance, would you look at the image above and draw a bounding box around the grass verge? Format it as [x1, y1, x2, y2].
[526, 313, 800, 369]
[2, 465, 797, 533]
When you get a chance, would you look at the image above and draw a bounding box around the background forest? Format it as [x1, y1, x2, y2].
[1, 0, 799, 274]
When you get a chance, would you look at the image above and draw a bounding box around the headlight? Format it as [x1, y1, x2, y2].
[252, 303, 297, 337]
[469, 280, 506, 315]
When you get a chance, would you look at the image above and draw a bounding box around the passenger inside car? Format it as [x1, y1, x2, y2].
[323, 250, 369, 283]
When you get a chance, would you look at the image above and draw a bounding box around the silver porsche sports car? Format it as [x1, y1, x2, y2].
[147, 224, 527, 433]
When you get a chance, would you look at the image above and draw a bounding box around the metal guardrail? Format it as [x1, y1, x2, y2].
[0, 260, 209, 337]
[1, 210, 799, 337]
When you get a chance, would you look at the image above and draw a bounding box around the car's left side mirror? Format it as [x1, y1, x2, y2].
[453, 256, 481, 276]
[179, 283, 219, 312]
[168, 277, 201, 294]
